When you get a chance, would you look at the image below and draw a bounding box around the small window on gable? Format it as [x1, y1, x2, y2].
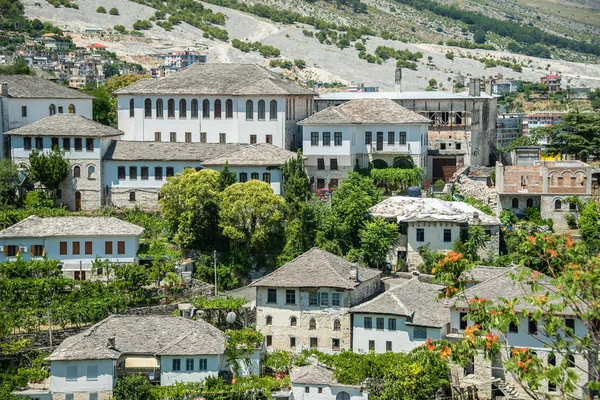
[49, 104, 56, 116]
[309, 318, 316, 330]
[68, 104, 75, 114]
[73, 166, 81, 178]
[290, 316, 297, 326]
[129, 98, 134, 117]
[266, 316, 273, 325]
[333, 319, 341, 331]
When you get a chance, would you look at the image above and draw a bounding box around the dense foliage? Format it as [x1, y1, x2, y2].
[82, 74, 144, 127]
[28, 148, 69, 195]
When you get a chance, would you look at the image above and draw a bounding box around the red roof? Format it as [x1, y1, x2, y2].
[87, 43, 108, 49]
[541, 74, 561, 79]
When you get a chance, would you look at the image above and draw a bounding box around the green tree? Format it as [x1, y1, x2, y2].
[358, 218, 400, 268]
[474, 29, 486, 44]
[542, 112, 600, 161]
[102, 63, 119, 79]
[82, 74, 144, 127]
[96, 6, 106, 13]
[588, 88, 600, 110]
[0, 59, 31, 75]
[113, 374, 153, 400]
[278, 204, 317, 265]
[281, 151, 309, 215]
[578, 200, 600, 255]
[159, 169, 221, 251]
[218, 162, 237, 190]
[109, 7, 119, 15]
[0, 0, 24, 20]
[28, 148, 68, 195]
[0, 160, 20, 206]
[464, 224, 491, 261]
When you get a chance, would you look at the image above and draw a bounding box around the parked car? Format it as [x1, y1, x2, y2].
[406, 186, 422, 198]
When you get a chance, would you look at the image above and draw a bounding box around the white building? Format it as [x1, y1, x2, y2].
[251, 248, 382, 353]
[369, 196, 501, 270]
[289, 363, 368, 400]
[0, 74, 93, 158]
[350, 276, 449, 353]
[298, 98, 429, 190]
[113, 63, 315, 150]
[0, 215, 144, 280]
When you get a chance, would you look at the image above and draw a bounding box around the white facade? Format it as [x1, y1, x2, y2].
[159, 355, 222, 385]
[291, 384, 367, 400]
[49, 359, 115, 395]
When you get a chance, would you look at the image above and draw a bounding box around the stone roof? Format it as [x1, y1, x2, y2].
[201, 143, 298, 166]
[250, 248, 381, 290]
[299, 98, 430, 125]
[113, 63, 314, 96]
[0, 215, 144, 238]
[350, 278, 450, 328]
[5, 114, 124, 137]
[369, 196, 500, 226]
[460, 266, 510, 283]
[103, 140, 245, 162]
[47, 315, 226, 361]
[0, 74, 93, 99]
[317, 90, 495, 101]
[290, 363, 334, 385]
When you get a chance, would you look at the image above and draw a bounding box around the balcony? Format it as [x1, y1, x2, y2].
[117, 367, 161, 384]
[366, 143, 412, 155]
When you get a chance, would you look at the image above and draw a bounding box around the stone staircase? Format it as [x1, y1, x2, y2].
[494, 380, 522, 399]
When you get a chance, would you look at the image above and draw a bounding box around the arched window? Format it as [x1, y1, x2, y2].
[179, 99, 187, 118]
[74, 191, 81, 211]
[548, 353, 556, 366]
[333, 319, 341, 331]
[167, 99, 175, 118]
[526, 198, 534, 208]
[263, 173, 271, 184]
[290, 316, 297, 326]
[226, 99, 233, 118]
[129, 191, 136, 202]
[246, 100, 253, 120]
[87, 165, 96, 179]
[156, 99, 164, 118]
[73, 166, 81, 178]
[214, 99, 222, 119]
[266, 316, 273, 326]
[309, 318, 316, 330]
[49, 104, 56, 116]
[555, 199, 562, 210]
[336, 392, 350, 400]
[258, 100, 265, 120]
[144, 98, 152, 118]
[512, 198, 519, 209]
[567, 354, 575, 368]
[202, 99, 210, 119]
[129, 98, 134, 117]
[191, 99, 198, 119]
[68, 104, 75, 114]
[270, 100, 277, 120]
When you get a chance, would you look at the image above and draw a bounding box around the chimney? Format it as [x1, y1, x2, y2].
[350, 266, 359, 282]
[394, 67, 402, 92]
[107, 337, 115, 349]
[313, 84, 319, 95]
[468, 78, 481, 97]
[0, 82, 8, 97]
[485, 78, 493, 96]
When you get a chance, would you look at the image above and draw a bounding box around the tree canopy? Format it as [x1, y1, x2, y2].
[542, 112, 600, 161]
[0, 160, 20, 206]
[27, 148, 69, 194]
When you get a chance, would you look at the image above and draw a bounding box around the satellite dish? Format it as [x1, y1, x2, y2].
[226, 312, 237, 324]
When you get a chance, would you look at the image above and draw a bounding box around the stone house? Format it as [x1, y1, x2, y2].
[495, 159, 592, 231]
[298, 98, 429, 191]
[251, 248, 382, 353]
[369, 196, 501, 270]
[445, 266, 589, 400]
[350, 276, 450, 353]
[288, 363, 368, 400]
[114, 63, 315, 150]
[0, 215, 143, 280]
[0, 74, 93, 158]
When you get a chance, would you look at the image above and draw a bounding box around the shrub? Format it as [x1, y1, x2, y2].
[132, 20, 152, 30]
[294, 59, 306, 69]
[109, 7, 119, 15]
[434, 179, 446, 190]
[259, 45, 281, 58]
[96, 6, 106, 13]
[113, 25, 127, 33]
[445, 51, 454, 60]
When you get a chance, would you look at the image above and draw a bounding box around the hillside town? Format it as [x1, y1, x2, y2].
[1, 0, 600, 399]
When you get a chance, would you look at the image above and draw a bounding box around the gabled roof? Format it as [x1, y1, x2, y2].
[47, 315, 226, 361]
[201, 143, 298, 166]
[250, 248, 381, 290]
[290, 363, 334, 385]
[113, 63, 315, 96]
[298, 98, 430, 125]
[369, 196, 500, 226]
[103, 140, 245, 162]
[0, 74, 93, 99]
[350, 278, 449, 328]
[5, 114, 124, 137]
[0, 215, 144, 238]
[460, 266, 511, 283]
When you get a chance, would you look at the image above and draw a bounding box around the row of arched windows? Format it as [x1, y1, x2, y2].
[73, 165, 96, 180]
[265, 315, 341, 331]
[134, 98, 278, 121]
[511, 197, 576, 211]
[49, 104, 76, 116]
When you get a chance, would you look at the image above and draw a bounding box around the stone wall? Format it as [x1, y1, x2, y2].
[350, 276, 383, 307]
[52, 392, 112, 400]
[117, 304, 178, 316]
[6, 326, 89, 350]
[107, 187, 161, 210]
[306, 165, 353, 191]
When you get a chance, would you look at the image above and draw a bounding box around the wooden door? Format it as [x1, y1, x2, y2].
[75, 191, 81, 211]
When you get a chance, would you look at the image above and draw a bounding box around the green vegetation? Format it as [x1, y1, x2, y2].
[445, 51, 454, 60]
[96, 6, 106, 13]
[588, 88, 600, 110]
[372, 46, 423, 70]
[113, 24, 127, 34]
[109, 7, 119, 15]
[132, 19, 152, 30]
[269, 59, 293, 69]
[540, 112, 600, 161]
[445, 39, 495, 50]
[28, 148, 69, 196]
[82, 74, 144, 127]
[0, 0, 25, 19]
[473, 56, 522, 72]
[46, 0, 78, 9]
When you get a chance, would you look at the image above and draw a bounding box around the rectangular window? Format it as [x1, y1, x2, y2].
[58, 106, 63, 114]
[528, 318, 538, 335]
[155, 167, 163, 180]
[66, 395, 74, 400]
[239, 172, 247, 183]
[166, 167, 174, 178]
[219, 133, 226, 144]
[330, 159, 338, 170]
[286, 290, 296, 305]
[170, 132, 177, 142]
[310, 337, 318, 348]
[305, 387, 310, 394]
[74, 138, 82, 151]
[309, 292, 318, 306]
[386, 341, 392, 352]
[199, 359, 207, 371]
[266, 335, 272, 346]
[388, 131, 395, 144]
[251, 172, 259, 180]
[332, 293, 340, 307]
[311, 132, 319, 146]
[89, 394, 98, 400]
[414, 326, 427, 339]
[51, 137, 59, 149]
[320, 292, 329, 307]
[66, 366, 77, 381]
[364, 317, 372, 329]
[60, 241, 67, 255]
[416, 228, 425, 242]
[200, 132, 207, 143]
[250, 134, 257, 144]
[35, 137, 43, 150]
[565, 318, 575, 331]
[334, 132, 342, 146]
[72, 242, 80, 255]
[86, 366, 98, 381]
[460, 312, 468, 330]
[317, 179, 325, 189]
[141, 167, 149, 180]
[155, 132, 161, 142]
[172, 359, 181, 371]
[186, 358, 194, 371]
[85, 242, 92, 255]
[388, 318, 396, 331]
[322, 132, 331, 146]
[399, 132, 407, 144]
[129, 166, 137, 180]
[369, 340, 375, 351]
[118, 166, 126, 180]
[185, 132, 192, 143]
[63, 138, 70, 150]
[24, 137, 32, 150]
[6, 245, 17, 257]
[456, 143, 461, 150]
[332, 338, 340, 350]
[376, 318, 384, 330]
[267, 288, 277, 303]
[365, 131, 372, 144]
[117, 241, 125, 255]
[31, 245, 45, 257]
[509, 322, 518, 333]
[317, 158, 325, 170]
[22, 106, 27, 117]
[440, 143, 446, 150]
[264, 135, 272, 145]
[290, 337, 296, 347]
[105, 241, 113, 255]
[443, 229, 452, 243]
[86, 138, 94, 151]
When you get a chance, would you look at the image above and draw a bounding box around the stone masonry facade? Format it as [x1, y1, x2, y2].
[107, 187, 161, 211]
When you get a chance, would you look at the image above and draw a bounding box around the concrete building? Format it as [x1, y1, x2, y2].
[446, 266, 589, 400]
[251, 248, 382, 353]
[369, 196, 501, 270]
[522, 113, 562, 137]
[163, 49, 207, 69]
[540, 74, 562, 91]
[114, 63, 315, 150]
[315, 83, 497, 182]
[0, 215, 143, 280]
[350, 276, 450, 353]
[0, 74, 93, 158]
[496, 113, 524, 148]
[298, 98, 429, 190]
[289, 363, 368, 400]
[492, 79, 518, 95]
[495, 159, 592, 231]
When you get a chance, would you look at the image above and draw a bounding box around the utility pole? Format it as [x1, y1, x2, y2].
[213, 250, 218, 296]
